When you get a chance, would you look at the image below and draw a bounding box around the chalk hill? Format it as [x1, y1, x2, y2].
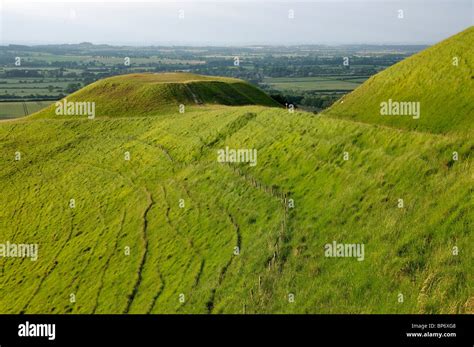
[1, 32, 472, 315]
[32, 73, 280, 119]
[324, 26, 474, 134]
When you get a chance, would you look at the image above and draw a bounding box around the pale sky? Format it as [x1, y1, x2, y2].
[0, 0, 472, 45]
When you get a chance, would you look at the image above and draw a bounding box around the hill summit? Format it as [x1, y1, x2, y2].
[33, 72, 280, 119]
[324, 26, 474, 134]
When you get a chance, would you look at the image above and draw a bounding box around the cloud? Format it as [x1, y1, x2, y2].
[1, 0, 472, 45]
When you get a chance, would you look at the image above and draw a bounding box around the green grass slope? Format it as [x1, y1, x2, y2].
[0, 42, 472, 314]
[0, 107, 471, 314]
[324, 26, 474, 134]
[31, 72, 280, 119]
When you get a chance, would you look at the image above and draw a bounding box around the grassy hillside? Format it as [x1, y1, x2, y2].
[324, 26, 474, 134]
[31, 72, 280, 119]
[0, 107, 471, 314]
[0, 38, 472, 315]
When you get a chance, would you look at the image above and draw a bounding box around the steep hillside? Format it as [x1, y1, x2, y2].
[31, 72, 280, 119]
[324, 26, 474, 134]
[0, 36, 472, 314]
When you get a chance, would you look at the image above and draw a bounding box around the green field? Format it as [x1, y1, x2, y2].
[0, 101, 54, 119]
[2, 53, 206, 65]
[264, 76, 367, 92]
[0, 73, 81, 100]
[0, 29, 472, 314]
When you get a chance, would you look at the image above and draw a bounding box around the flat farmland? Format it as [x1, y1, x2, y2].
[0, 100, 54, 119]
[263, 76, 368, 91]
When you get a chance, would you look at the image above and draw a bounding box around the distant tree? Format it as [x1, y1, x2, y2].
[65, 83, 80, 94]
[270, 94, 288, 106]
[82, 77, 95, 86]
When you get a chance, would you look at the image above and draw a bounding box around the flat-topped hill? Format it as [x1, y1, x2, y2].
[32, 72, 280, 119]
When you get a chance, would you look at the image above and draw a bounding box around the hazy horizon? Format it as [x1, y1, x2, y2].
[0, 0, 472, 46]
